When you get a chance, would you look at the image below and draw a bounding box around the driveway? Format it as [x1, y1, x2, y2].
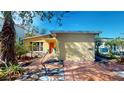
[64, 61, 124, 81]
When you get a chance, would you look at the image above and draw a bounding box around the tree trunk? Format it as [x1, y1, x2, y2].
[1, 11, 17, 65]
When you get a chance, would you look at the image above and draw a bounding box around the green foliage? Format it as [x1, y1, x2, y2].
[1, 11, 69, 26]
[105, 37, 124, 58]
[116, 57, 124, 64]
[0, 65, 24, 80]
[25, 33, 35, 37]
[16, 42, 29, 58]
[0, 70, 7, 80]
[98, 53, 117, 59]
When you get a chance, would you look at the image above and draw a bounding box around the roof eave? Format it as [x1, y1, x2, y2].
[51, 31, 101, 35]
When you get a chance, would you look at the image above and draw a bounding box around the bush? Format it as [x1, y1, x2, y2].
[116, 57, 124, 64]
[0, 70, 7, 80]
[97, 52, 117, 59]
[0, 65, 24, 80]
[16, 43, 29, 59]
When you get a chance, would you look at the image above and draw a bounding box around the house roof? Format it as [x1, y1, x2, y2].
[24, 31, 101, 40]
[24, 34, 53, 40]
[51, 30, 101, 35]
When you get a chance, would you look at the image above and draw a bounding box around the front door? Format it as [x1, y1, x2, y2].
[49, 42, 54, 53]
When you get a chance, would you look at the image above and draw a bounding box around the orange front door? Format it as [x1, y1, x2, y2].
[49, 42, 54, 53]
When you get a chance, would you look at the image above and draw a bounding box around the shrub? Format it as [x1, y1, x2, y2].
[0, 70, 7, 80]
[0, 65, 24, 80]
[16, 43, 29, 59]
[116, 57, 124, 64]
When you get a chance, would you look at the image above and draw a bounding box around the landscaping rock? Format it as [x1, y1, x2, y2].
[117, 71, 124, 78]
[21, 75, 30, 80]
[36, 72, 42, 77]
[41, 69, 47, 74]
[15, 79, 22, 81]
[58, 77, 64, 81]
[39, 76, 50, 81]
[39, 76, 56, 81]
[30, 74, 39, 80]
[24, 71, 34, 75]
[57, 72, 64, 76]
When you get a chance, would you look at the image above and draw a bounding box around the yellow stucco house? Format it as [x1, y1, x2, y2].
[24, 31, 100, 62]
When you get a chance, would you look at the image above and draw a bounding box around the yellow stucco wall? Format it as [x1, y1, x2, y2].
[24, 39, 49, 52]
[24, 36, 56, 53]
[56, 33, 95, 62]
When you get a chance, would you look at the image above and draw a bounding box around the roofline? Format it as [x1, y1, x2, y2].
[51, 30, 101, 35]
[24, 34, 52, 40]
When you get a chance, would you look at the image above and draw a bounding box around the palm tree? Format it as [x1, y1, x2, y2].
[1, 12, 16, 65]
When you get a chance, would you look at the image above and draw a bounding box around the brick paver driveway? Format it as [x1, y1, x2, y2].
[64, 61, 124, 81]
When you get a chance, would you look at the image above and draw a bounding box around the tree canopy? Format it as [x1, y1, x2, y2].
[1, 11, 69, 27]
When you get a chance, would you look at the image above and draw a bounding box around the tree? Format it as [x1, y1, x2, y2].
[0, 11, 69, 66]
[1, 12, 16, 65]
[25, 32, 36, 37]
[105, 37, 124, 56]
[25, 26, 40, 37]
[105, 39, 115, 57]
[115, 37, 124, 52]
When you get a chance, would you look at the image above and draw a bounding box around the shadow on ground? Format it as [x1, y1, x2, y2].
[64, 61, 124, 81]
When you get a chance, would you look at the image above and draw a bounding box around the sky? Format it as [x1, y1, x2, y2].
[33, 11, 124, 38]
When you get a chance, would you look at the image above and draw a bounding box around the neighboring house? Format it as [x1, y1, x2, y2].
[95, 38, 124, 54]
[24, 31, 100, 62]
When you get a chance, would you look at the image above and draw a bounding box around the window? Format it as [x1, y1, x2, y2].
[33, 42, 39, 51]
[30, 42, 43, 51]
[39, 42, 43, 51]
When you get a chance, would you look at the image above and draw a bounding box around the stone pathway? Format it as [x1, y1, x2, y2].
[17, 59, 65, 81]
